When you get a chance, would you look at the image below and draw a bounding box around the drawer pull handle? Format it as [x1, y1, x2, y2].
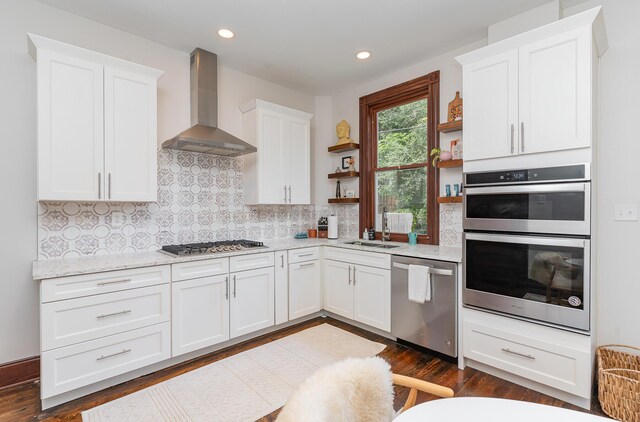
[298, 253, 314, 257]
[97, 310, 131, 319]
[501, 348, 535, 360]
[97, 348, 131, 361]
[97, 278, 131, 287]
[299, 262, 315, 268]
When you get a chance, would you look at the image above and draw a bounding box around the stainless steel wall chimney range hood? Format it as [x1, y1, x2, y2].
[162, 48, 256, 156]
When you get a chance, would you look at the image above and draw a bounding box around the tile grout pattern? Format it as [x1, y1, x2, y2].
[38, 150, 462, 259]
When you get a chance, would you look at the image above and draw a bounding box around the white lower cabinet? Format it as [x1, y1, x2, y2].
[323, 259, 391, 332]
[42, 284, 170, 351]
[353, 265, 391, 332]
[323, 259, 354, 318]
[172, 274, 230, 357]
[41, 323, 170, 398]
[230, 267, 275, 338]
[275, 251, 289, 325]
[289, 260, 322, 320]
[463, 309, 592, 398]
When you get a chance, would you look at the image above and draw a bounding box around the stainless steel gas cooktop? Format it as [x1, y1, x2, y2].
[161, 240, 265, 256]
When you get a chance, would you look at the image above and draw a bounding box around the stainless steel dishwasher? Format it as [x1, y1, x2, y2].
[391, 255, 457, 357]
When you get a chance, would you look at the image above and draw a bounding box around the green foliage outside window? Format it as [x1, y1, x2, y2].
[376, 99, 429, 234]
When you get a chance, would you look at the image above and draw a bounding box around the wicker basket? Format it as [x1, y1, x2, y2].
[597, 345, 640, 422]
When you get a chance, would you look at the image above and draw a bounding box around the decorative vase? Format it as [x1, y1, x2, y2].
[408, 232, 418, 245]
[440, 151, 453, 161]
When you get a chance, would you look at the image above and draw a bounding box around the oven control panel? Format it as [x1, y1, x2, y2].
[465, 164, 587, 186]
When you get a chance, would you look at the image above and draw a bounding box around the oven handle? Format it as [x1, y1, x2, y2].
[464, 182, 589, 196]
[464, 232, 587, 248]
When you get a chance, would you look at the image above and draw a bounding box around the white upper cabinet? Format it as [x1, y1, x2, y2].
[28, 34, 163, 202]
[104, 67, 158, 202]
[457, 7, 607, 163]
[463, 51, 519, 161]
[518, 27, 591, 155]
[35, 50, 105, 201]
[240, 100, 313, 205]
[285, 117, 311, 204]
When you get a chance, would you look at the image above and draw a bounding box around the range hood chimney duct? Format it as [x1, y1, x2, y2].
[162, 48, 256, 156]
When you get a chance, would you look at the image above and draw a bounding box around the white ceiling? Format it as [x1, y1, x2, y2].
[38, 0, 565, 94]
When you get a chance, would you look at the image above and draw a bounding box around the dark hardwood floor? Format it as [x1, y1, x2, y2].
[0, 317, 607, 422]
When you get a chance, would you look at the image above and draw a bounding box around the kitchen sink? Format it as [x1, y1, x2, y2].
[343, 241, 400, 249]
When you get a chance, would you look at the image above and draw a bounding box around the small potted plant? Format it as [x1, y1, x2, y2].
[430, 147, 452, 167]
[430, 148, 441, 167]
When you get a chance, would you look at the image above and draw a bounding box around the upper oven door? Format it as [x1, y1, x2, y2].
[464, 182, 590, 235]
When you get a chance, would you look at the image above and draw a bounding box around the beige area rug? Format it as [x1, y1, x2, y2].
[82, 324, 386, 422]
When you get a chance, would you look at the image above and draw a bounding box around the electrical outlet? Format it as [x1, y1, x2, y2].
[614, 204, 638, 221]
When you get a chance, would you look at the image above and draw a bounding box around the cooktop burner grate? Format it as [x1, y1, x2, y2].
[161, 240, 265, 256]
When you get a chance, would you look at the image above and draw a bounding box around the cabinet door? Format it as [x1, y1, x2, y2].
[258, 109, 287, 204]
[37, 50, 104, 201]
[518, 27, 591, 154]
[286, 117, 311, 204]
[275, 251, 288, 325]
[230, 267, 275, 338]
[104, 67, 158, 202]
[353, 265, 391, 332]
[172, 275, 229, 356]
[323, 259, 353, 319]
[463, 50, 519, 161]
[289, 260, 322, 320]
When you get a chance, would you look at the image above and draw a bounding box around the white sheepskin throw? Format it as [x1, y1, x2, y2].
[276, 356, 395, 422]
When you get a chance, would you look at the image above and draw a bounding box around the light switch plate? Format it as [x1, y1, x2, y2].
[614, 204, 638, 221]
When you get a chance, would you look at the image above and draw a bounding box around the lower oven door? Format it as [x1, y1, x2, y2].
[463, 232, 590, 332]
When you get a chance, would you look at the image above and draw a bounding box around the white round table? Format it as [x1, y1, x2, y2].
[395, 397, 610, 421]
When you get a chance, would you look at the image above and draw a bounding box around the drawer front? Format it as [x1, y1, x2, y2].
[463, 321, 590, 397]
[172, 258, 229, 282]
[41, 266, 170, 303]
[288, 247, 320, 264]
[41, 323, 170, 399]
[229, 252, 274, 272]
[324, 247, 390, 269]
[41, 284, 170, 351]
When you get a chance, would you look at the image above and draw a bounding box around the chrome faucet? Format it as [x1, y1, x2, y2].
[382, 206, 391, 242]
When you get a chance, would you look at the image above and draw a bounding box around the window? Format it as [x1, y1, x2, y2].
[359, 71, 439, 244]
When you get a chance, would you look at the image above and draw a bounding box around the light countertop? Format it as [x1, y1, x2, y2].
[33, 238, 461, 280]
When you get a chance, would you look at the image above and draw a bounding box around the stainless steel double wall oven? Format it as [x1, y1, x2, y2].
[463, 164, 591, 332]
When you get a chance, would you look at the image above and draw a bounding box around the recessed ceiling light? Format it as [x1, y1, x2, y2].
[218, 28, 234, 39]
[356, 51, 371, 60]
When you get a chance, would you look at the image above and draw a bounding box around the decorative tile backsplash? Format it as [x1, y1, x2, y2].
[439, 203, 463, 247]
[38, 150, 358, 259]
[38, 150, 461, 259]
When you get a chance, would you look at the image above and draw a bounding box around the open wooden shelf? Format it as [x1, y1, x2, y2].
[328, 142, 360, 153]
[436, 159, 463, 168]
[437, 120, 463, 133]
[437, 196, 463, 204]
[328, 171, 359, 179]
[329, 198, 359, 204]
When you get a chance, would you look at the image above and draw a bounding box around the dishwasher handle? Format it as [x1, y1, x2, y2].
[392, 262, 453, 276]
